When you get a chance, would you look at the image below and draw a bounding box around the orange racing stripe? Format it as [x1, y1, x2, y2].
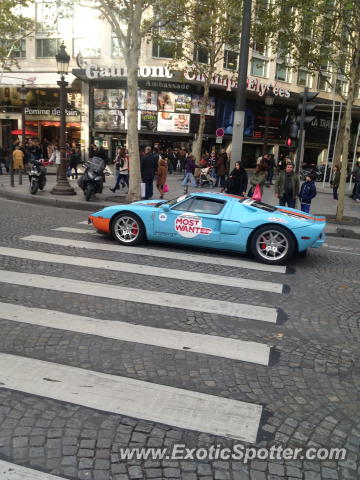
[277, 208, 326, 221]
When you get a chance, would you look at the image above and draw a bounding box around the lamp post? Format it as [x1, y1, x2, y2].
[18, 83, 28, 185]
[263, 85, 275, 156]
[51, 43, 76, 195]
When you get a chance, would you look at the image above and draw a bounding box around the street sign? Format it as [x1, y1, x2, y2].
[216, 136, 223, 143]
[216, 128, 224, 137]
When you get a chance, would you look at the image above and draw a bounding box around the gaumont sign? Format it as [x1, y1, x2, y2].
[84, 64, 291, 98]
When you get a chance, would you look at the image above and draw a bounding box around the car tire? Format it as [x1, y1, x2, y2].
[250, 225, 296, 264]
[111, 213, 145, 246]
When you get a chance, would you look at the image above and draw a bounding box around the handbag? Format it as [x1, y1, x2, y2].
[252, 184, 262, 201]
[163, 184, 169, 193]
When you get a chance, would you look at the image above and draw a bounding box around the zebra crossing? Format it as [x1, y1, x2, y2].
[0, 219, 289, 475]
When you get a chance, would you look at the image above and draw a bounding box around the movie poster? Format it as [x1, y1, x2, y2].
[94, 90, 109, 109]
[191, 94, 216, 116]
[174, 93, 192, 113]
[94, 89, 126, 109]
[140, 110, 157, 131]
[138, 90, 158, 111]
[157, 91, 176, 112]
[157, 112, 190, 133]
[94, 109, 126, 129]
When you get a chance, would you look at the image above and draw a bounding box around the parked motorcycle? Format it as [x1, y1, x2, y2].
[29, 159, 47, 194]
[78, 156, 105, 201]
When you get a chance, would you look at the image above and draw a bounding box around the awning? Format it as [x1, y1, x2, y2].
[0, 72, 77, 88]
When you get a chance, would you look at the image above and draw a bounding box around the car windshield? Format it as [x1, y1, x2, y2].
[155, 194, 190, 208]
[239, 198, 277, 212]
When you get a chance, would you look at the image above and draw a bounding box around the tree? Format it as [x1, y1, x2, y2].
[267, 0, 360, 220]
[164, 0, 242, 162]
[76, 0, 183, 202]
[0, 1, 32, 70]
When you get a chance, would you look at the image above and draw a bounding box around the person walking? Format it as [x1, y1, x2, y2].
[215, 152, 227, 188]
[299, 174, 317, 213]
[331, 165, 340, 200]
[224, 162, 248, 196]
[352, 161, 360, 201]
[157, 157, 168, 199]
[141, 146, 158, 199]
[49, 145, 61, 179]
[275, 162, 300, 208]
[110, 147, 128, 192]
[69, 147, 81, 179]
[267, 154, 276, 185]
[249, 164, 267, 200]
[12, 146, 24, 172]
[181, 153, 199, 193]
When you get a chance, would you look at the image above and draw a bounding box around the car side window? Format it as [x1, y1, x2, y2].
[171, 198, 194, 211]
[187, 198, 225, 215]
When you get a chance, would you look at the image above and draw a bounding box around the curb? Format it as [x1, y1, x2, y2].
[326, 227, 360, 240]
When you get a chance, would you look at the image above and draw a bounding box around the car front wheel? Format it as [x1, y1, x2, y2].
[250, 225, 295, 264]
[111, 213, 145, 246]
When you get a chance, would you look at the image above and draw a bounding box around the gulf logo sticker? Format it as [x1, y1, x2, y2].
[175, 213, 212, 238]
[268, 216, 288, 224]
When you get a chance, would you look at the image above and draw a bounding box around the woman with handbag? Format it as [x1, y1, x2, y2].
[224, 162, 248, 196]
[249, 164, 266, 201]
[157, 157, 168, 199]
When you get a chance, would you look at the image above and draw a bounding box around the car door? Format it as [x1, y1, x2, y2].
[153, 196, 227, 246]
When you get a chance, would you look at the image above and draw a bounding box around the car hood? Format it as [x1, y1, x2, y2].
[131, 199, 163, 206]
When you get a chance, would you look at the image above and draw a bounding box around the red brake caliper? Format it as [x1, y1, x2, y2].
[260, 236, 266, 250]
[131, 223, 138, 236]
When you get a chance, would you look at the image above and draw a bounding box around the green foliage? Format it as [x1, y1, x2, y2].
[0, 0, 32, 69]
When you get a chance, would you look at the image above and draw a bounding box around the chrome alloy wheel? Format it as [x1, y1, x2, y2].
[255, 229, 289, 261]
[113, 216, 140, 243]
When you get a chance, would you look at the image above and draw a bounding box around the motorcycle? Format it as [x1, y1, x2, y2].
[29, 159, 47, 194]
[78, 156, 105, 201]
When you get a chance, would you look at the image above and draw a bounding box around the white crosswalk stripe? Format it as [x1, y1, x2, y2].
[22, 234, 287, 273]
[0, 246, 284, 293]
[0, 270, 278, 322]
[0, 353, 262, 442]
[0, 302, 271, 365]
[0, 219, 287, 454]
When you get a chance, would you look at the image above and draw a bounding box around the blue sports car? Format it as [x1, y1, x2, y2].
[88, 192, 326, 265]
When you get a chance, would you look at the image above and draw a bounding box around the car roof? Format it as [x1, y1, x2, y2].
[187, 192, 242, 202]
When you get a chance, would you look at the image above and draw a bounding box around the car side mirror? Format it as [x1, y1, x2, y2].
[161, 204, 170, 212]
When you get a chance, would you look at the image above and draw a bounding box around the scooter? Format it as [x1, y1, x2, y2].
[78, 156, 105, 201]
[29, 159, 47, 194]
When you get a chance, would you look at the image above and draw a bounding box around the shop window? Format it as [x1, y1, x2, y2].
[275, 62, 290, 82]
[223, 50, 238, 71]
[36, 38, 61, 58]
[251, 57, 268, 78]
[73, 38, 101, 58]
[193, 46, 209, 64]
[152, 39, 178, 59]
[36, 1, 58, 32]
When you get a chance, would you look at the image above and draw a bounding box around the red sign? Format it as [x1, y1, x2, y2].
[215, 128, 224, 137]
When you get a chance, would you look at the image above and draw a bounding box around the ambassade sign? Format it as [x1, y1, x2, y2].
[84, 64, 291, 98]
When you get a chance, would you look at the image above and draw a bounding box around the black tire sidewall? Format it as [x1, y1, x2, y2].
[111, 213, 145, 246]
[250, 224, 296, 264]
[30, 179, 38, 195]
[85, 184, 94, 201]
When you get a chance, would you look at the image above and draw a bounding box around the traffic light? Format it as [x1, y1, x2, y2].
[297, 90, 319, 127]
[286, 137, 298, 151]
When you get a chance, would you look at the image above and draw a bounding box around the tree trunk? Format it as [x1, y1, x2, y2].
[192, 79, 211, 162]
[333, 113, 346, 166]
[336, 47, 360, 221]
[126, 62, 141, 202]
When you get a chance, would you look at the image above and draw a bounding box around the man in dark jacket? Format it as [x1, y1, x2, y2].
[299, 174, 317, 213]
[275, 162, 300, 208]
[141, 146, 158, 199]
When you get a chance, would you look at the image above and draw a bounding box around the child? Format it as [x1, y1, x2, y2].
[299, 174, 317, 213]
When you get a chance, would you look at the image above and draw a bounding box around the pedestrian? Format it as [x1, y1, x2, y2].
[224, 162, 248, 196]
[275, 162, 300, 208]
[49, 145, 61, 179]
[181, 153, 199, 192]
[110, 147, 127, 192]
[215, 151, 227, 188]
[69, 147, 81, 179]
[0, 147, 3, 175]
[140, 146, 158, 199]
[352, 161, 360, 201]
[277, 154, 286, 171]
[331, 165, 340, 200]
[157, 157, 168, 199]
[248, 164, 267, 200]
[299, 174, 317, 213]
[266, 154, 276, 185]
[12, 146, 24, 172]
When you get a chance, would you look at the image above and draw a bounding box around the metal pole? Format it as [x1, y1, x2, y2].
[231, 0, 252, 171]
[322, 96, 336, 188]
[295, 87, 307, 173]
[329, 101, 343, 185]
[349, 121, 360, 192]
[50, 76, 76, 195]
[19, 98, 26, 186]
[263, 106, 270, 156]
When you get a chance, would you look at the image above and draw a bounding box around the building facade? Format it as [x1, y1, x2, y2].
[1, 0, 359, 166]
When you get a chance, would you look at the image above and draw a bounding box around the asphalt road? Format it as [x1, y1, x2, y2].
[0, 198, 359, 480]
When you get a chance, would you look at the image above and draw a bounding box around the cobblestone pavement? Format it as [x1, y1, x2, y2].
[0, 199, 359, 480]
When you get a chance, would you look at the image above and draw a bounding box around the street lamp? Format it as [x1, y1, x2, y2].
[263, 84, 275, 156]
[18, 83, 29, 186]
[51, 42, 76, 195]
